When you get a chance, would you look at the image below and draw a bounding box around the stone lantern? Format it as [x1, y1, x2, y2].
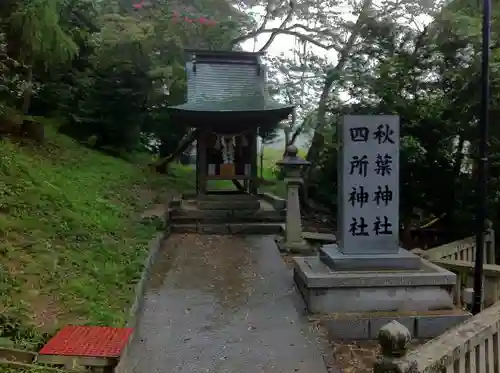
[276, 145, 311, 253]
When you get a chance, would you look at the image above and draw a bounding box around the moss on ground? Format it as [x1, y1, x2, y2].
[0, 124, 195, 353]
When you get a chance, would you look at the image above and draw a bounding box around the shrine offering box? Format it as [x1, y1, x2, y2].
[220, 164, 235, 177]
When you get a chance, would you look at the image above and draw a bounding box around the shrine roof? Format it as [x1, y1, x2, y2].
[166, 48, 295, 123]
[183, 49, 265, 62]
[167, 98, 294, 113]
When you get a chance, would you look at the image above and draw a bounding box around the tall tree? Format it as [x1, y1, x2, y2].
[4, 0, 78, 140]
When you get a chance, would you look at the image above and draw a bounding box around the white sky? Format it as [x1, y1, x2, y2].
[240, 14, 334, 148]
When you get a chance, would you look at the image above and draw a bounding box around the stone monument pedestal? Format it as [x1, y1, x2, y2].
[320, 244, 421, 271]
[294, 249, 457, 314]
[292, 250, 471, 340]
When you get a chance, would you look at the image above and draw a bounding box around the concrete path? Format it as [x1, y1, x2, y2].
[121, 234, 331, 373]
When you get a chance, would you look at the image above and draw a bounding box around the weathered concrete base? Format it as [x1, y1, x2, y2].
[275, 236, 315, 254]
[320, 244, 421, 271]
[294, 256, 456, 314]
[318, 310, 471, 340]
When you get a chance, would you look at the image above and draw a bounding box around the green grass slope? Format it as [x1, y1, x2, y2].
[0, 125, 194, 349]
[258, 146, 306, 198]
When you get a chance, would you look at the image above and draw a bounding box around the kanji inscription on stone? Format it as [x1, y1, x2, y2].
[339, 115, 399, 254]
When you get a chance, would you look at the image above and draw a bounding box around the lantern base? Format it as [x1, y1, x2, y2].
[275, 236, 314, 254]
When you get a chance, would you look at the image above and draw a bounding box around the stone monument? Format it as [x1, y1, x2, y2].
[292, 115, 470, 339]
[324, 115, 419, 270]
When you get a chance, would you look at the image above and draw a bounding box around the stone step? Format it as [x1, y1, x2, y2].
[171, 216, 285, 225]
[315, 309, 471, 340]
[193, 193, 258, 201]
[170, 210, 285, 224]
[197, 200, 261, 210]
[170, 223, 284, 235]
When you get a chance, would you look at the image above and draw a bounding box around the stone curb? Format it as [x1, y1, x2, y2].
[258, 192, 286, 210]
[115, 227, 170, 373]
[321, 312, 471, 340]
[126, 232, 168, 328]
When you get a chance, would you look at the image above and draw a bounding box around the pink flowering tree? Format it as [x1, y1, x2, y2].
[132, 1, 219, 27]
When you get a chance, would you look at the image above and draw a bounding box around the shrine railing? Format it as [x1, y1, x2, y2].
[373, 301, 500, 373]
[422, 236, 476, 261]
[432, 259, 500, 308]
[411, 227, 498, 308]
[417, 225, 495, 264]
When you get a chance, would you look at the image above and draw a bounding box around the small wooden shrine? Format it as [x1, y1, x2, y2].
[167, 50, 294, 195]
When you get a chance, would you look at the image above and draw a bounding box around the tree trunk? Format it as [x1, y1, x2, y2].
[443, 134, 466, 229]
[20, 65, 44, 142]
[305, 0, 373, 171]
[154, 129, 198, 173]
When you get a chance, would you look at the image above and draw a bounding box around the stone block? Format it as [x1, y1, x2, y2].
[416, 314, 471, 339]
[198, 193, 253, 200]
[232, 210, 284, 222]
[169, 216, 198, 225]
[171, 210, 233, 224]
[171, 224, 197, 233]
[294, 256, 456, 289]
[293, 257, 456, 314]
[198, 224, 229, 234]
[322, 318, 370, 340]
[320, 244, 422, 271]
[302, 232, 336, 244]
[229, 223, 282, 234]
[198, 200, 260, 210]
[200, 210, 233, 222]
[171, 209, 230, 219]
[369, 316, 416, 339]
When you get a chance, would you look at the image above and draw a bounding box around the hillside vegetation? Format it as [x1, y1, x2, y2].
[0, 124, 194, 349]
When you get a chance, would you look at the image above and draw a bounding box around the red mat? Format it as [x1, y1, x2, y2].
[39, 326, 133, 358]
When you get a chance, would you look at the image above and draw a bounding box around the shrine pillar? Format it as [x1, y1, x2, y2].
[197, 130, 208, 194]
[249, 129, 258, 194]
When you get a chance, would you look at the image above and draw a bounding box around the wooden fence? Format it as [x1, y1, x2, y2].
[413, 225, 498, 307]
[422, 224, 495, 264]
[374, 225, 500, 372]
[374, 301, 500, 373]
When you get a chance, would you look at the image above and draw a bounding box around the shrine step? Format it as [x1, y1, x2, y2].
[171, 223, 284, 235]
[188, 192, 257, 200]
[170, 209, 285, 224]
[197, 199, 261, 210]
